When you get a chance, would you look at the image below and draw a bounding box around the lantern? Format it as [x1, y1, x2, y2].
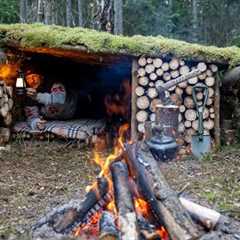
[16, 70, 26, 96]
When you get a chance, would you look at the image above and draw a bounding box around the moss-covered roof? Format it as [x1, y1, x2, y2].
[0, 23, 240, 66]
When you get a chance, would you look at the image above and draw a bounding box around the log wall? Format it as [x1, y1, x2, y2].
[0, 81, 13, 145]
[133, 56, 220, 157]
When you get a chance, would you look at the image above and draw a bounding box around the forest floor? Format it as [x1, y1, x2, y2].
[0, 141, 240, 239]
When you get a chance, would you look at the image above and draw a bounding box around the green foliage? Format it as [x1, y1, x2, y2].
[0, 0, 19, 24]
[1, 0, 240, 47]
[201, 152, 214, 162]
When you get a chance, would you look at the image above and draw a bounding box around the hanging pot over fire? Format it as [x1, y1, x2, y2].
[146, 124, 178, 162]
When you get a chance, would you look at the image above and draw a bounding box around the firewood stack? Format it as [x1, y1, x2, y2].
[135, 56, 218, 156]
[0, 81, 13, 145]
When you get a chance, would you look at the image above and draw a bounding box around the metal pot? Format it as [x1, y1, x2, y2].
[146, 125, 178, 162]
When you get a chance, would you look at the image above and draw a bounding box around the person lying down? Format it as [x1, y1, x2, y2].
[25, 79, 78, 130]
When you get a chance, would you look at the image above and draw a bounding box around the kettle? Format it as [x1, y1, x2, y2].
[146, 124, 178, 162]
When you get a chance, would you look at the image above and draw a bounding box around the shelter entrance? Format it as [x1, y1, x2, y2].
[14, 51, 132, 142]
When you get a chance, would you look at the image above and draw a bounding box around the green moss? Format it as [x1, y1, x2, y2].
[1, 23, 240, 66]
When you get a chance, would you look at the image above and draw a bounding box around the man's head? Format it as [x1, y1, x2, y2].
[25, 73, 43, 89]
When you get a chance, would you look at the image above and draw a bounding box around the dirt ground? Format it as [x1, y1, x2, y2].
[0, 141, 240, 239]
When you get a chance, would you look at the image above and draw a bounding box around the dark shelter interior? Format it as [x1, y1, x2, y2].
[14, 52, 133, 140]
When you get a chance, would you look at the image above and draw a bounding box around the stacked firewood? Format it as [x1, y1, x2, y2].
[0, 81, 13, 144]
[136, 56, 218, 154]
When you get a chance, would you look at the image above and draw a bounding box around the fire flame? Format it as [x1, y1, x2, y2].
[73, 211, 101, 237]
[74, 120, 170, 239]
[157, 226, 169, 240]
[92, 123, 129, 180]
[74, 123, 129, 238]
[134, 198, 150, 218]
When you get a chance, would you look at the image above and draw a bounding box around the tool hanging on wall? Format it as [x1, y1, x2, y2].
[191, 83, 211, 159]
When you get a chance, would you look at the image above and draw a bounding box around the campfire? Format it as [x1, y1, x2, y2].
[32, 121, 240, 240]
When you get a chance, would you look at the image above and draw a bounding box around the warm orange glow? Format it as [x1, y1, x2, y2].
[72, 122, 170, 239]
[73, 212, 101, 237]
[106, 200, 117, 215]
[134, 198, 150, 218]
[156, 226, 169, 240]
[0, 64, 19, 86]
[104, 79, 131, 119]
[88, 123, 129, 189]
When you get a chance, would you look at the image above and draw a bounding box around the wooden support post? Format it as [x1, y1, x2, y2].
[131, 59, 138, 142]
[214, 74, 221, 147]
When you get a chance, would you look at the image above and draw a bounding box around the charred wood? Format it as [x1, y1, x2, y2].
[125, 143, 166, 227]
[126, 143, 201, 240]
[99, 211, 119, 240]
[32, 177, 109, 237]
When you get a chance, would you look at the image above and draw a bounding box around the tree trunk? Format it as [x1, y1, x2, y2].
[114, 0, 123, 34]
[192, 0, 198, 42]
[90, 0, 113, 32]
[37, 0, 44, 23]
[44, 0, 52, 24]
[66, 0, 72, 27]
[77, 0, 83, 27]
[20, 0, 27, 23]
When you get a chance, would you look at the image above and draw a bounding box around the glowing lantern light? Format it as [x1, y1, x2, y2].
[16, 70, 26, 95]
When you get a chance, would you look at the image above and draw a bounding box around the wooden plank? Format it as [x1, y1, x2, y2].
[131, 59, 138, 142]
[214, 74, 221, 147]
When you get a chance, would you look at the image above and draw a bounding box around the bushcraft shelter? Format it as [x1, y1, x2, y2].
[0, 24, 240, 156]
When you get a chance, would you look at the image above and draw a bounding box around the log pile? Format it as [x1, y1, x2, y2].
[0, 81, 13, 145]
[135, 56, 218, 156]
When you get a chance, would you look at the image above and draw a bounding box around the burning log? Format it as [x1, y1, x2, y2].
[110, 161, 139, 240]
[54, 177, 109, 234]
[32, 177, 109, 237]
[126, 143, 201, 240]
[99, 211, 119, 240]
[125, 143, 166, 227]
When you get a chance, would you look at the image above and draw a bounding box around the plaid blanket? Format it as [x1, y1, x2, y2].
[13, 119, 106, 140]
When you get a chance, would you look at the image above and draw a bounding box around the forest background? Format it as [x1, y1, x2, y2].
[0, 0, 240, 47]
